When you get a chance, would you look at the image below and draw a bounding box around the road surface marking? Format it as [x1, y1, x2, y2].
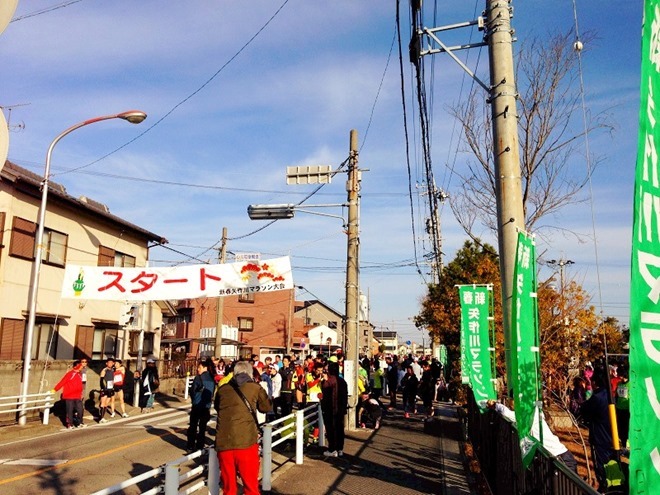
[0, 429, 174, 486]
[1, 459, 68, 466]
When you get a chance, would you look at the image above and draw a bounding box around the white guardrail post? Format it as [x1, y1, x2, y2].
[164, 463, 179, 495]
[207, 447, 219, 495]
[295, 409, 304, 465]
[184, 374, 192, 401]
[261, 424, 273, 491]
[42, 391, 53, 425]
[316, 403, 325, 448]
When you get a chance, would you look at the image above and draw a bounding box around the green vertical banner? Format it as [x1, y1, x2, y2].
[459, 285, 496, 407]
[510, 231, 541, 468]
[630, 2, 660, 491]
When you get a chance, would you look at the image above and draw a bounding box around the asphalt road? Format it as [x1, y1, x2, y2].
[0, 405, 210, 495]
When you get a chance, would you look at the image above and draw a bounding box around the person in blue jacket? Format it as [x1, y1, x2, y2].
[186, 358, 216, 452]
[580, 373, 615, 493]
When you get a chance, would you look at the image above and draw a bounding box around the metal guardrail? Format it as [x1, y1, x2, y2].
[261, 403, 324, 491]
[0, 392, 54, 425]
[92, 403, 324, 495]
[465, 391, 600, 495]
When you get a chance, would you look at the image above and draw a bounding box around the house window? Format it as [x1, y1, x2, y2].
[92, 327, 118, 360]
[238, 317, 254, 332]
[75, 325, 94, 360]
[98, 245, 136, 267]
[0, 318, 24, 360]
[238, 292, 255, 303]
[328, 321, 338, 329]
[31, 323, 58, 360]
[9, 216, 35, 260]
[0, 318, 59, 360]
[163, 312, 193, 325]
[8, 217, 68, 266]
[129, 332, 154, 355]
[43, 229, 68, 266]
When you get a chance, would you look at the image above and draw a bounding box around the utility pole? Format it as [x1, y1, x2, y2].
[214, 227, 228, 358]
[412, 1, 525, 390]
[486, 0, 526, 389]
[345, 129, 361, 430]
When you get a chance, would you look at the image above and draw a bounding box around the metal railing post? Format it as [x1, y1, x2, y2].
[317, 403, 326, 448]
[261, 424, 273, 491]
[295, 409, 304, 464]
[164, 463, 179, 495]
[43, 392, 53, 425]
[184, 373, 191, 401]
[207, 447, 219, 495]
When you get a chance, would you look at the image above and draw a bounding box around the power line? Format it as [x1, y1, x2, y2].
[396, 0, 426, 283]
[51, 0, 291, 179]
[11, 1, 83, 22]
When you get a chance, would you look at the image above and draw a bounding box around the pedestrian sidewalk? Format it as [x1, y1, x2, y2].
[268, 401, 477, 495]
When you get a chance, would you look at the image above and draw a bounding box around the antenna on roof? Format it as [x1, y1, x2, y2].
[0, 102, 30, 131]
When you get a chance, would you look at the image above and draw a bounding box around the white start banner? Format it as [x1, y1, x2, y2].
[61, 256, 293, 301]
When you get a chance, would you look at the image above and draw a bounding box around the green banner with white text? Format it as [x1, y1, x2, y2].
[630, 2, 660, 491]
[459, 285, 496, 407]
[510, 231, 541, 468]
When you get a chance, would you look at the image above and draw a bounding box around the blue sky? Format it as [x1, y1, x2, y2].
[1, 1, 643, 342]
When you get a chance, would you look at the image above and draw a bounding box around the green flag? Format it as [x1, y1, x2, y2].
[510, 231, 541, 468]
[459, 285, 496, 407]
[630, 2, 660, 491]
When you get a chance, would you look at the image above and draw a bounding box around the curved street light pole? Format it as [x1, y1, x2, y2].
[18, 110, 147, 425]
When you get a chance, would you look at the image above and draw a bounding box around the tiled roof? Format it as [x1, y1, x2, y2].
[1, 160, 168, 245]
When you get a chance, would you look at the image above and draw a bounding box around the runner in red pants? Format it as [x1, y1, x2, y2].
[217, 444, 260, 495]
[213, 360, 271, 495]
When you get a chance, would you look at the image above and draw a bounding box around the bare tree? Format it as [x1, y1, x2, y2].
[449, 31, 612, 239]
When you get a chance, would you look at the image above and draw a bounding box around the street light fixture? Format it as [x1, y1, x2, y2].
[247, 203, 348, 223]
[247, 204, 295, 220]
[18, 110, 147, 425]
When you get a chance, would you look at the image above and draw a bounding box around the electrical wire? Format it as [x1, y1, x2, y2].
[571, 0, 605, 317]
[361, 27, 397, 152]
[396, 0, 425, 282]
[10, 1, 83, 22]
[52, 0, 291, 179]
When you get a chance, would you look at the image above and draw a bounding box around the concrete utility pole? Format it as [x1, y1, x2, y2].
[413, 1, 525, 390]
[485, 0, 526, 389]
[214, 227, 228, 358]
[345, 129, 361, 430]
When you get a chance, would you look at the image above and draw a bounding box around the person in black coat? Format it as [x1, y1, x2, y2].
[136, 358, 160, 412]
[186, 359, 216, 452]
[401, 365, 419, 418]
[277, 355, 295, 417]
[580, 373, 615, 493]
[386, 356, 400, 410]
[320, 361, 348, 457]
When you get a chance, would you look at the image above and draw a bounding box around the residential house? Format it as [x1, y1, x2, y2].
[0, 161, 168, 388]
[166, 288, 298, 361]
[372, 329, 399, 356]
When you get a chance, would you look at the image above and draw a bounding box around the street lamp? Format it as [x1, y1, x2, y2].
[247, 204, 295, 220]
[18, 110, 147, 425]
